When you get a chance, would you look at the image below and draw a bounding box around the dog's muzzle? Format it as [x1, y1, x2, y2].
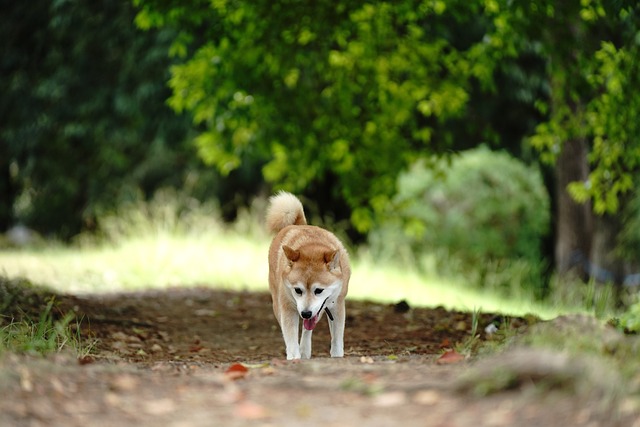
[301, 297, 332, 331]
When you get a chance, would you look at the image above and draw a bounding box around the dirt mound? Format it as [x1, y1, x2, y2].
[1, 282, 637, 426]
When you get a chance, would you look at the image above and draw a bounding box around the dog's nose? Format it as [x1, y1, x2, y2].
[301, 310, 313, 319]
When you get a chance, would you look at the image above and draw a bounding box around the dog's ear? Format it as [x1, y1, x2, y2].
[324, 249, 341, 271]
[282, 245, 300, 262]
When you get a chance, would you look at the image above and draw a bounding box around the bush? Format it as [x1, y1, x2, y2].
[369, 146, 550, 294]
[618, 299, 640, 333]
[79, 188, 224, 245]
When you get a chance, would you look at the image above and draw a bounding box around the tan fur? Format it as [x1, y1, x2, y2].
[266, 191, 307, 233]
[266, 191, 350, 359]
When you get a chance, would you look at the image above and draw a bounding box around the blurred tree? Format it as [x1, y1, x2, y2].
[370, 147, 550, 295]
[5, 0, 637, 296]
[0, 2, 49, 232]
[134, 0, 515, 233]
[495, 0, 640, 288]
[1, 0, 200, 238]
[134, 0, 640, 292]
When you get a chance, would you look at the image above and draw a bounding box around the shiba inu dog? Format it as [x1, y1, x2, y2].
[266, 191, 350, 359]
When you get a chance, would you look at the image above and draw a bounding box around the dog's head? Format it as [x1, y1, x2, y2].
[281, 244, 344, 331]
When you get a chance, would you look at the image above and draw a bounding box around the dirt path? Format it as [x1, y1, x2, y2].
[1, 285, 638, 426]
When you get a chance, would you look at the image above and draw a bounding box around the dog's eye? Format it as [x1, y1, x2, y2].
[294, 288, 303, 296]
[314, 288, 324, 295]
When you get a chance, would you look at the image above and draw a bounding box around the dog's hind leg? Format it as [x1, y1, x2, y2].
[328, 301, 345, 357]
[300, 328, 313, 359]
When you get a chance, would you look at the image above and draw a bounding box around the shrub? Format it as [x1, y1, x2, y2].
[618, 299, 640, 333]
[83, 188, 224, 245]
[369, 146, 550, 294]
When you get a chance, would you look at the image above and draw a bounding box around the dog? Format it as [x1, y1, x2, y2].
[266, 191, 350, 359]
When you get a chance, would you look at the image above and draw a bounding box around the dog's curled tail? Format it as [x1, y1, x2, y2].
[266, 191, 307, 234]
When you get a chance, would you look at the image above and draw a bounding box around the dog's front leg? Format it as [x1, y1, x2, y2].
[281, 312, 301, 359]
[329, 301, 345, 357]
[300, 328, 313, 359]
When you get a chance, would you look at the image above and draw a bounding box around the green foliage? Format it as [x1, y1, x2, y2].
[508, 1, 640, 214]
[83, 188, 224, 244]
[617, 179, 640, 264]
[369, 147, 550, 294]
[1, 0, 200, 238]
[546, 276, 617, 319]
[0, 298, 75, 356]
[5, 0, 638, 245]
[579, 39, 640, 214]
[0, 277, 97, 357]
[618, 300, 640, 333]
[134, 0, 509, 232]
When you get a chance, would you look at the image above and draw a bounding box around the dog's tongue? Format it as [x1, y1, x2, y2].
[303, 314, 319, 331]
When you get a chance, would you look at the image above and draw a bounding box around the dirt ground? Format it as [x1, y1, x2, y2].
[1, 284, 639, 427]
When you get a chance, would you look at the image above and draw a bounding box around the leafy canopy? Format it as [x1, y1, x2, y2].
[370, 146, 550, 265]
[499, 1, 640, 214]
[134, 0, 502, 231]
[134, 0, 640, 225]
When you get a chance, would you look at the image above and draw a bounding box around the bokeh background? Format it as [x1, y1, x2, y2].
[2, 0, 640, 327]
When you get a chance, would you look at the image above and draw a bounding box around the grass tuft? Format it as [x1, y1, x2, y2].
[0, 277, 98, 358]
[1, 298, 74, 356]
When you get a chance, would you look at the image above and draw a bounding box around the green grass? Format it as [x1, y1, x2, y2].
[0, 297, 95, 357]
[0, 191, 601, 320]
[1, 229, 583, 319]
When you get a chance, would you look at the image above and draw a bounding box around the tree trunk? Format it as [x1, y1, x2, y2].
[0, 155, 15, 232]
[554, 137, 593, 279]
[589, 214, 623, 283]
[590, 213, 625, 295]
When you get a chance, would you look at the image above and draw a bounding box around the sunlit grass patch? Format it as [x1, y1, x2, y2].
[354, 254, 562, 318]
[0, 191, 594, 319]
[0, 295, 96, 357]
[1, 231, 573, 319]
[0, 233, 269, 294]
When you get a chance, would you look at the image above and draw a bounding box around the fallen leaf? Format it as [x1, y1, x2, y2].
[50, 377, 65, 394]
[104, 392, 121, 408]
[109, 374, 138, 392]
[132, 327, 148, 338]
[270, 358, 301, 366]
[225, 363, 249, 380]
[234, 401, 269, 420]
[436, 349, 465, 365]
[110, 331, 128, 341]
[260, 366, 277, 376]
[242, 362, 270, 369]
[439, 338, 451, 349]
[111, 341, 128, 351]
[194, 308, 217, 317]
[19, 367, 32, 392]
[413, 390, 441, 405]
[77, 355, 95, 365]
[143, 398, 176, 415]
[455, 321, 467, 331]
[373, 391, 407, 407]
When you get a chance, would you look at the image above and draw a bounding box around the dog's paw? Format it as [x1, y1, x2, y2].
[286, 351, 301, 360]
